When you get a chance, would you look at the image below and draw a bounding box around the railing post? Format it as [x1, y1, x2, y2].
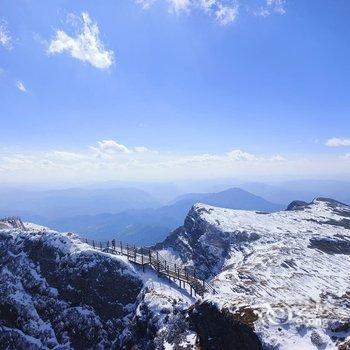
[184, 266, 188, 281]
[100, 242, 102, 250]
[107, 240, 109, 251]
[93, 240, 95, 249]
[120, 241, 123, 253]
[127, 243, 129, 258]
[141, 254, 144, 271]
[85, 238, 88, 244]
[149, 249, 151, 264]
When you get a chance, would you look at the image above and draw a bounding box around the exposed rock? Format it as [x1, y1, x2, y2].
[310, 330, 329, 348]
[338, 339, 350, 350]
[286, 200, 309, 211]
[309, 235, 350, 255]
[188, 301, 262, 350]
[0, 217, 26, 230]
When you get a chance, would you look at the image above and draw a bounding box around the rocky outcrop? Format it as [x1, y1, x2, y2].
[155, 205, 259, 279]
[0, 217, 26, 230]
[0, 228, 143, 349]
[286, 200, 309, 211]
[188, 301, 262, 350]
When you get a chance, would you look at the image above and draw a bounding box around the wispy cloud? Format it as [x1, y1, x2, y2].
[168, 0, 192, 13]
[48, 12, 114, 70]
[16, 81, 27, 93]
[325, 137, 350, 147]
[136, 0, 286, 25]
[215, 3, 239, 25]
[0, 20, 12, 49]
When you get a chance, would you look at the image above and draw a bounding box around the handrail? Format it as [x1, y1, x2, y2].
[81, 237, 216, 296]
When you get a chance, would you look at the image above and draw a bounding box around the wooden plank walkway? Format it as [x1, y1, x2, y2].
[82, 238, 216, 297]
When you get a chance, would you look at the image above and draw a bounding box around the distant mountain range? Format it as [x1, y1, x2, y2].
[2, 180, 349, 246]
[239, 180, 350, 206]
[45, 188, 283, 245]
[0, 187, 160, 220]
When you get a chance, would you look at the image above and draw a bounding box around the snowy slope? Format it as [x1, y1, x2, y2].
[157, 198, 350, 349]
[0, 220, 196, 349]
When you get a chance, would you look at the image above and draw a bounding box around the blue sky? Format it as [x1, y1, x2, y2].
[0, 0, 350, 183]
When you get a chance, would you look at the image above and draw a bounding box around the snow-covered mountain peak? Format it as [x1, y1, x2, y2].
[157, 199, 350, 349]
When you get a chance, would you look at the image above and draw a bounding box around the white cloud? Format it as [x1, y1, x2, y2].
[137, 0, 286, 25]
[168, 0, 191, 13]
[91, 140, 132, 154]
[0, 20, 12, 49]
[255, 0, 286, 17]
[267, 0, 286, 14]
[325, 138, 350, 147]
[226, 149, 257, 161]
[16, 81, 27, 93]
[48, 12, 114, 70]
[215, 3, 239, 25]
[136, 0, 156, 9]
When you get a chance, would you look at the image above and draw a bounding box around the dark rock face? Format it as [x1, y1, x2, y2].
[286, 200, 309, 211]
[154, 206, 259, 280]
[309, 234, 350, 255]
[0, 230, 143, 349]
[188, 301, 262, 350]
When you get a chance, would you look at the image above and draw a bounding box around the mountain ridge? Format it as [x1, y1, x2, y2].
[44, 187, 283, 245]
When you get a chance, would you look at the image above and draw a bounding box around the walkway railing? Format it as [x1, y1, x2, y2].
[82, 238, 216, 296]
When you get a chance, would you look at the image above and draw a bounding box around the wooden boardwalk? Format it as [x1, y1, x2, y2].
[83, 238, 216, 297]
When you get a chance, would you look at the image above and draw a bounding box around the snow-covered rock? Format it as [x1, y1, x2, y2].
[0, 222, 195, 349]
[157, 198, 350, 349]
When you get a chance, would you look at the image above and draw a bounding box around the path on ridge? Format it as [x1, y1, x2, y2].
[82, 238, 216, 297]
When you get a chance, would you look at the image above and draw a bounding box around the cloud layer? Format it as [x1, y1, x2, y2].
[48, 12, 114, 69]
[4, 139, 349, 183]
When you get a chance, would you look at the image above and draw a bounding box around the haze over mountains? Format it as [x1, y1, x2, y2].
[0, 187, 160, 221]
[1, 179, 350, 245]
[46, 188, 283, 245]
